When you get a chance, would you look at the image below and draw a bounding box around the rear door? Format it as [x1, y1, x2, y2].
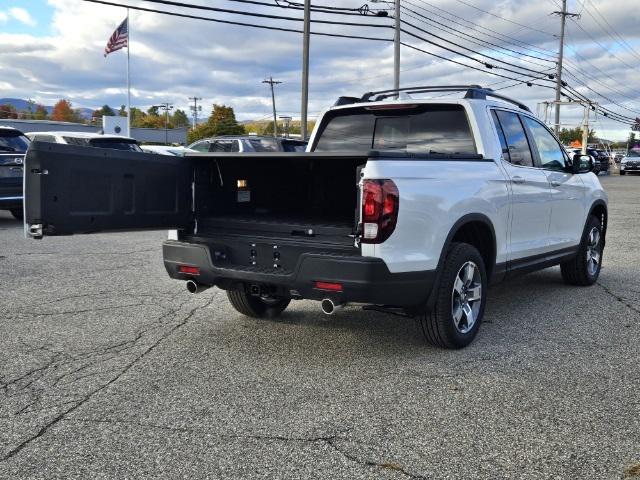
[25, 142, 193, 237]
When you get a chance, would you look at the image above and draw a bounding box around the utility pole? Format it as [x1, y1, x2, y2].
[301, 0, 311, 140]
[552, 1, 579, 135]
[394, 0, 400, 93]
[263, 77, 282, 138]
[189, 97, 202, 129]
[154, 102, 173, 144]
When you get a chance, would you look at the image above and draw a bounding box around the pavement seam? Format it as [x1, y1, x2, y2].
[596, 281, 640, 316]
[63, 418, 427, 479]
[0, 296, 214, 463]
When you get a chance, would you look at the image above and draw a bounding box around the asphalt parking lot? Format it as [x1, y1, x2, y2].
[1, 175, 638, 479]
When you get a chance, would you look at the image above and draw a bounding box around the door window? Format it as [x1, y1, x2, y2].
[191, 141, 210, 152]
[493, 110, 534, 167]
[521, 116, 566, 171]
[210, 141, 235, 152]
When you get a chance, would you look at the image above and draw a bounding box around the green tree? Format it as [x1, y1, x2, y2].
[118, 105, 127, 117]
[33, 104, 48, 120]
[187, 104, 244, 144]
[558, 126, 596, 145]
[172, 109, 189, 127]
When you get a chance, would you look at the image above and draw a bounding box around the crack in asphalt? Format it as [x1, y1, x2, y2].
[64, 418, 427, 479]
[597, 281, 640, 317]
[0, 296, 214, 462]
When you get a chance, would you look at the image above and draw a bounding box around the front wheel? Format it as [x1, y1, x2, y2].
[620, 171, 626, 176]
[419, 243, 487, 349]
[227, 289, 290, 318]
[561, 215, 603, 286]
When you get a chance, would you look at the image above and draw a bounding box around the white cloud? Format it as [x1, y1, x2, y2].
[0, 0, 638, 140]
[9, 7, 36, 27]
[0, 12, 8, 23]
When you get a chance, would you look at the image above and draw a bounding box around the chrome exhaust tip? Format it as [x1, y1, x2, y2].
[186, 280, 210, 294]
[321, 298, 342, 315]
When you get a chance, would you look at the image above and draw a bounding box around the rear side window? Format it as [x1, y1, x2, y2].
[210, 140, 238, 152]
[314, 104, 476, 154]
[88, 139, 142, 151]
[246, 138, 279, 152]
[493, 111, 534, 167]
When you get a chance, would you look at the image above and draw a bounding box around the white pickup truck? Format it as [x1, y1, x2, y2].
[24, 85, 608, 349]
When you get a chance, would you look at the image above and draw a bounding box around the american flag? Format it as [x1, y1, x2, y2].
[104, 17, 128, 58]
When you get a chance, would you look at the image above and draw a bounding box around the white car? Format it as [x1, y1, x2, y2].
[619, 150, 640, 175]
[26, 131, 142, 151]
[24, 85, 607, 349]
[140, 145, 195, 156]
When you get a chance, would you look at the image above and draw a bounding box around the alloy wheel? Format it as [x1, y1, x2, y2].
[586, 226, 601, 276]
[451, 261, 482, 334]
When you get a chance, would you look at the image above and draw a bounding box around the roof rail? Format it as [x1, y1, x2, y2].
[358, 85, 530, 112]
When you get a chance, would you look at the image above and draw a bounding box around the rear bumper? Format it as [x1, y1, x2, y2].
[163, 240, 434, 307]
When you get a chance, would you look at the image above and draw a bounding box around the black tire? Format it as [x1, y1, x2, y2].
[419, 242, 487, 349]
[227, 289, 290, 318]
[561, 215, 603, 286]
[10, 208, 23, 220]
[620, 171, 626, 176]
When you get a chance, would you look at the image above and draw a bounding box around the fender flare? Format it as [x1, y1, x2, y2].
[586, 199, 608, 247]
[422, 213, 497, 312]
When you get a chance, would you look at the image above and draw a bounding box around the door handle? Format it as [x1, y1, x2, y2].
[550, 180, 561, 187]
[511, 176, 525, 184]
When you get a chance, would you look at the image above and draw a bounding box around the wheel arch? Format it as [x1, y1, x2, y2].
[588, 200, 608, 247]
[425, 213, 497, 311]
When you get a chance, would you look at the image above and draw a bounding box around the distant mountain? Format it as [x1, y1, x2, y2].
[0, 98, 99, 121]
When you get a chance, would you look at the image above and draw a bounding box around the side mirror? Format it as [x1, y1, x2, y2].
[572, 154, 593, 174]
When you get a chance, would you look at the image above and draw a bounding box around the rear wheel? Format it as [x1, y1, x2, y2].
[561, 215, 603, 286]
[10, 208, 23, 220]
[620, 171, 626, 175]
[419, 243, 487, 349]
[227, 289, 290, 318]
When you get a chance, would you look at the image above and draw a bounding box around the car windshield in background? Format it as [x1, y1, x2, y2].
[281, 140, 307, 152]
[627, 150, 640, 157]
[245, 138, 279, 152]
[0, 132, 30, 153]
[314, 104, 477, 154]
[89, 139, 142, 151]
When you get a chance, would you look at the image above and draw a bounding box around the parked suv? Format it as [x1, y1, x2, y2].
[0, 127, 30, 220]
[24, 86, 607, 349]
[568, 148, 609, 175]
[189, 135, 307, 153]
[26, 132, 142, 151]
[620, 150, 640, 175]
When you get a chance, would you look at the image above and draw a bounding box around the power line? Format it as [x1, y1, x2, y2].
[82, 0, 392, 42]
[138, 0, 390, 28]
[452, 0, 558, 37]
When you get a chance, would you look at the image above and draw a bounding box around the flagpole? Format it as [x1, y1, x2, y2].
[126, 8, 131, 137]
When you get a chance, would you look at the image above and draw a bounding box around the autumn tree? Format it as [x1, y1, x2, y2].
[0, 104, 18, 119]
[51, 99, 81, 122]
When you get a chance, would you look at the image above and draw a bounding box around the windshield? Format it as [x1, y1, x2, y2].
[245, 138, 280, 152]
[313, 104, 477, 154]
[0, 131, 30, 153]
[627, 150, 640, 157]
[281, 140, 307, 152]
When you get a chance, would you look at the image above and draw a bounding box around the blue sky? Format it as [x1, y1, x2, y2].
[0, 0, 54, 35]
[0, 0, 639, 140]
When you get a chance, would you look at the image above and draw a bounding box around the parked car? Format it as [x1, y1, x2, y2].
[23, 85, 607, 349]
[620, 150, 640, 175]
[568, 148, 609, 175]
[140, 145, 196, 156]
[0, 127, 30, 220]
[188, 135, 307, 153]
[26, 132, 142, 151]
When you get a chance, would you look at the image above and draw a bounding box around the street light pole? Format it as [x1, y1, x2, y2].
[301, 0, 311, 140]
[189, 96, 202, 129]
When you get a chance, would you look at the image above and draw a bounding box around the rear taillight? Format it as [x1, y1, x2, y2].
[360, 179, 399, 244]
[179, 265, 200, 275]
